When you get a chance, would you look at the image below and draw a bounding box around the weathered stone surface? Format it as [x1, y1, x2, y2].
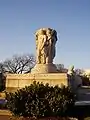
[31, 28, 57, 73]
[67, 65, 82, 92]
[31, 63, 57, 73]
[35, 28, 57, 64]
[6, 73, 68, 91]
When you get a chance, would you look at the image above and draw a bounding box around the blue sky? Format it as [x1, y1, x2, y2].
[0, 0, 90, 69]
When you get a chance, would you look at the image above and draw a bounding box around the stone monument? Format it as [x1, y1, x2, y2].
[5, 28, 68, 90]
[31, 28, 58, 73]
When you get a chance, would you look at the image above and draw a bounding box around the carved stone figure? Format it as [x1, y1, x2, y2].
[35, 28, 57, 64]
[67, 65, 82, 92]
[35, 29, 47, 64]
[67, 65, 75, 75]
[31, 28, 58, 73]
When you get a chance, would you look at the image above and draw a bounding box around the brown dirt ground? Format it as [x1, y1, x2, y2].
[0, 115, 10, 120]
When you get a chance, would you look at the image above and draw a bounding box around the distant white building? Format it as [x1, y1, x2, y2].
[84, 69, 90, 76]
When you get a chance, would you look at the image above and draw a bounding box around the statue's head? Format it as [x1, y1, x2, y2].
[35, 28, 58, 45]
[35, 29, 46, 36]
[35, 29, 46, 43]
[69, 65, 74, 71]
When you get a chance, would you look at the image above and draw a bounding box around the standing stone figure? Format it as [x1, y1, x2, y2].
[31, 28, 58, 73]
[35, 28, 57, 64]
[67, 65, 75, 76]
[67, 65, 82, 92]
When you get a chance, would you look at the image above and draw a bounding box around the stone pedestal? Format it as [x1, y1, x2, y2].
[6, 73, 68, 92]
[31, 63, 57, 73]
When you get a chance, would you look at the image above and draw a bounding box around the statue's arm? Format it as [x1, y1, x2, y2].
[40, 35, 47, 51]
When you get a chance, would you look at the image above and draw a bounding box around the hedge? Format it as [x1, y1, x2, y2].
[5, 81, 76, 119]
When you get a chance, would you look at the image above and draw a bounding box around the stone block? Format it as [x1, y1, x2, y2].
[6, 73, 68, 91]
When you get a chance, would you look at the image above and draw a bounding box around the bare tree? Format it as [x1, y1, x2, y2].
[0, 63, 5, 73]
[55, 64, 64, 70]
[75, 68, 84, 75]
[1, 54, 36, 74]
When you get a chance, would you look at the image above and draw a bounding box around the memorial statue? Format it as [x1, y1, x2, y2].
[67, 65, 82, 92]
[67, 65, 75, 76]
[35, 28, 57, 64]
[31, 28, 58, 73]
